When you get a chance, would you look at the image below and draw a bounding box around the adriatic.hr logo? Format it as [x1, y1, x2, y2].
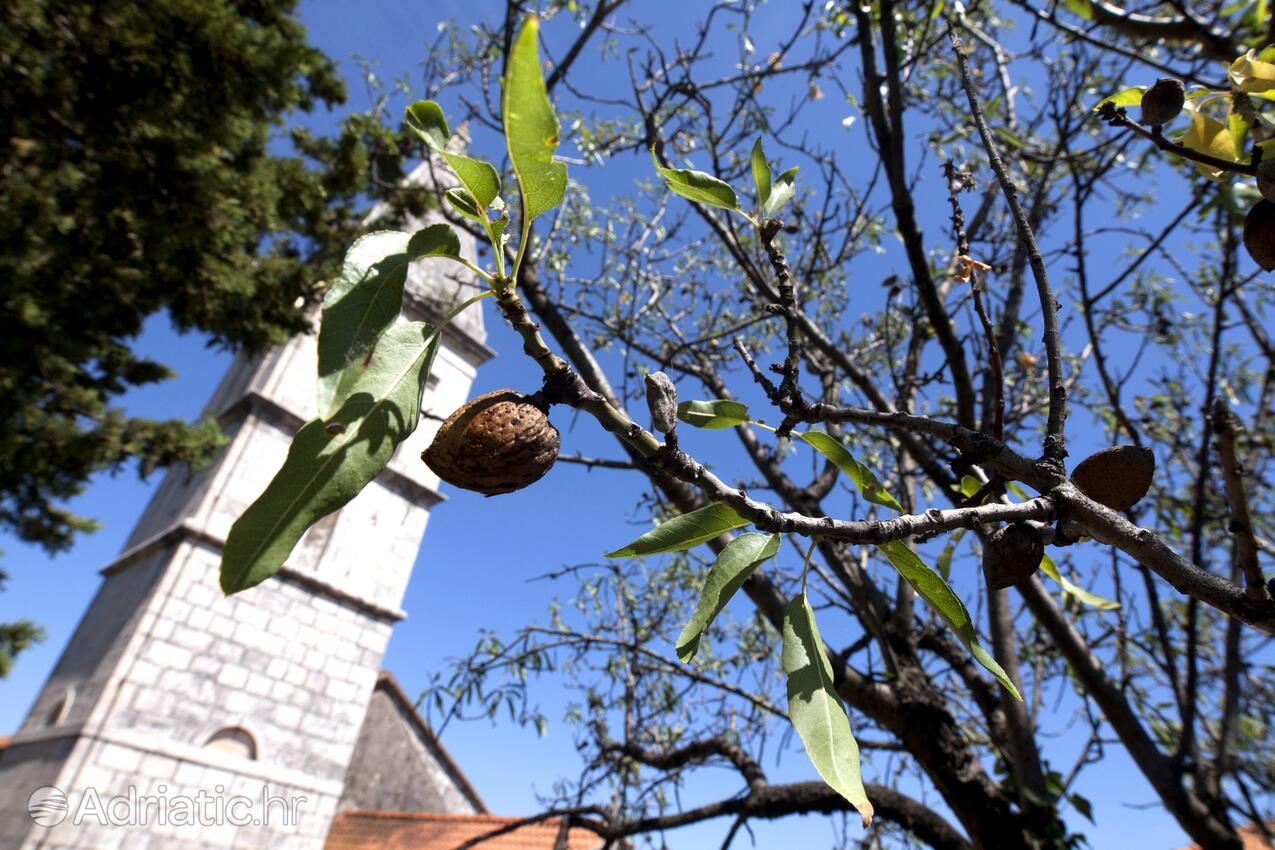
[27, 786, 70, 826]
[23, 783, 307, 828]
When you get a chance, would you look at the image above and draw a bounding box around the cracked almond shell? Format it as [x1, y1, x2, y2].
[983, 523, 1044, 590]
[1070, 445, 1155, 512]
[422, 389, 560, 496]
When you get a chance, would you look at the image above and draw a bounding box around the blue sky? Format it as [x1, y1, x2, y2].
[0, 2, 1222, 847]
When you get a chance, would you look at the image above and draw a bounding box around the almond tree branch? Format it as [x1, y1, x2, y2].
[950, 27, 1069, 470]
[1054, 483, 1275, 632]
[1095, 103, 1259, 177]
[511, 261, 1035, 846]
[1003, 0, 1230, 87]
[1210, 398, 1269, 602]
[1016, 575, 1242, 850]
[856, 4, 978, 430]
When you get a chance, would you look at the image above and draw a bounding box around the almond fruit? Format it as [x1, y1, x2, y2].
[1070, 445, 1155, 511]
[983, 524, 1044, 590]
[422, 390, 560, 496]
[1244, 200, 1275, 272]
[1139, 78, 1184, 128]
[1256, 160, 1275, 204]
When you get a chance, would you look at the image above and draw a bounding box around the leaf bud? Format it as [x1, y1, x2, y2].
[644, 371, 679, 435]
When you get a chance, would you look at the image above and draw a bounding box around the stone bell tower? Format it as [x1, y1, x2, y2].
[0, 164, 493, 850]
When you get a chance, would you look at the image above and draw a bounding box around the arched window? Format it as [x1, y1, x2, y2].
[44, 687, 74, 727]
[203, 727, 257, 760]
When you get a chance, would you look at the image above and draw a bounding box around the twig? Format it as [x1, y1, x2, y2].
[1095, 103, 1259, 177]
[944, 161, 1005, 440]
[759, 218, 803, 410]
[1054, 482, 1275, 633]
[1210, 399, 1268, 603]
[556, 453, 640, 470]
[950, 27, 1068, 470]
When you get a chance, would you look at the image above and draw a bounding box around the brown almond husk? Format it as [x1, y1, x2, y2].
[983, 524, 1044, 591]
[1070, 445, 1155, 512]
[1244, 200, 1275, 272]
[422, 389, 560, 496]
[1139, 77, 1184, 127]
[1257, 161, 1275, 204]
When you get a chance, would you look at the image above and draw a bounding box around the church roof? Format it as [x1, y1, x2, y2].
[340, 671, 487, 814]
[323, 811, 603, 850]
[1177, 823, 1275, 849]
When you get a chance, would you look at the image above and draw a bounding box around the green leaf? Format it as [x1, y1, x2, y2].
[444, 187, 483, 222]
[935, 528, 966, 582]
[407, 222, 462, 259]
[927, 0, 947, 21]
[877, 540, 1022, 700]
[795, 432, 903, 512]
[1039, 552, 1120, 610]
[1005, 481, 1032, 501]
[221, 322, 441, 593]
[1093, 86, 1145, 110]
[782, 592, 874, 827]
[316, 226, 459, 419]
[677, 399, 751, 429]
[1064, 0, 1094, 19]
[650, 146, 740, 211]
[798, 433, 1019, 697]
[405, 99, 501, 211]
[1069, 792, 1095, 824]
[764, 165, 799, 215]
[503, 16, 568, 222]
[404, 100, 449, 151]
[605, 502, 749, 558]
[445, 154, 502, 212]
[676, 533, 780, 662]
[750, 138, 771, 208]
[317, 231, 413, 419]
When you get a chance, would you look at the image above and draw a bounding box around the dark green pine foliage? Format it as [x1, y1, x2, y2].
[0, 0, 410, 552]
[0, 568, 43, 678]
[0, 0, 430, 675]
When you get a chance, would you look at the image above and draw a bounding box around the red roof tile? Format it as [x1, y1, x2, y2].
[1178, 823, 1274, 850]
[325, 811, 602, 850]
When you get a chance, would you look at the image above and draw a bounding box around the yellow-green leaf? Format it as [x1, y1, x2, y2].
[1230, 49, 1275, 95]
[1038, 552, 1120, 610]
[222, 322, 441, 593]
[405, 100, 502, 211]
[765, 165, 799, 215]
[1093, 86, 1145, 111]
[750, 138, 771, 208]
[1181, 108, 1242, 180]
[1064, 0, 1094, 19]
